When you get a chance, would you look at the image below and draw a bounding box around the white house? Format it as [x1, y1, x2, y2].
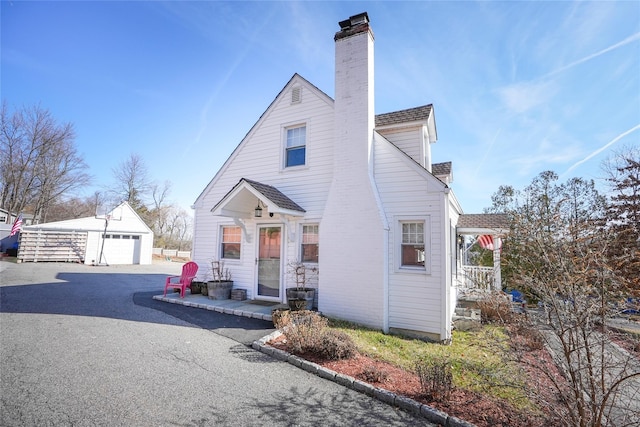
[192, 12, 463, 341]
[17, 201, 154, 265]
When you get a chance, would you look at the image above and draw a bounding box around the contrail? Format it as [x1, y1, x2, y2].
[563, 124, 640, 176]
[473, 128, 501, 180]
[545, 32, 640, 78]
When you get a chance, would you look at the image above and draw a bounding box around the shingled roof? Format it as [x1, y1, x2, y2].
[432, 162, 452, 177]
[242, 179, 305, 212]
[375, 105, 432, 127]
[457, 213, 510, 231]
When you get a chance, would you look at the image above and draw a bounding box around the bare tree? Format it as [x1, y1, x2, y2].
[0, 102, 90, 222]
[45, 191, 108, 222]
[489, 171, 639, 426]
[110, 153, 150, 212]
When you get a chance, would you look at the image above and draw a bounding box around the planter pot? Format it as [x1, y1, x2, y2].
[286, 288, 315, 310]
[190, 281, 206, 295]
[288, 299, 307, 311]
[206, 281, 233, 300]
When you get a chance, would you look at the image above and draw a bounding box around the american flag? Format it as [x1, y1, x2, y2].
[9, 214, 23, 237]
[478, 234, 501, 251]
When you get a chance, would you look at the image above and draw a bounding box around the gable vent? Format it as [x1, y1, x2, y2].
[291, 86, 301, 104]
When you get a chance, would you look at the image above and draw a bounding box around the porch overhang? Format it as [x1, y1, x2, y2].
[456, 213, 510, 236]
[211, 178, 306, 219]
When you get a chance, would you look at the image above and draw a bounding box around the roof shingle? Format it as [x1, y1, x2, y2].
[432, 162, 452, 177]
[457, 213, 510, 230]
[375, 105, 432, 127]
[243, 179, 305, 212]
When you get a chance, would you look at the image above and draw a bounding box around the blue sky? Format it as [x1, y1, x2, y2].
[2, 1, 639, 215]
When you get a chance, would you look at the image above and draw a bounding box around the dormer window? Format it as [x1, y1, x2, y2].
[285, 125, 306, 167]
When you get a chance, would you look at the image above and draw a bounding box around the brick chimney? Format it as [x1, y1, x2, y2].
[319, 13, 388, 332]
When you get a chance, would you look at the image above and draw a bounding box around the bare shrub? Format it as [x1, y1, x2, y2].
[271, 308, 290, 329]
[281, 310, 327, 353]
[415, 356, 453, 402]
[280, 311, 357, 360]
[477, 291, 514, 324]
[316, 329, 357, 360]
[361, 365, 389, 383]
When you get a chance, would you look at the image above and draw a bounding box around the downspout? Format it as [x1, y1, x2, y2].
[441, 187, 452, 342]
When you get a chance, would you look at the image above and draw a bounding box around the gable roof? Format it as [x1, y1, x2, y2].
[211, 178, 305, 218]
[192, 75, 440, 209]
[242, 179, 305, 212]
[193, 73, 333, 207]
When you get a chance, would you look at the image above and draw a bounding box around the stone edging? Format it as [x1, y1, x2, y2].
[252, 331, 476, 427]
[152, 295, 273, 322]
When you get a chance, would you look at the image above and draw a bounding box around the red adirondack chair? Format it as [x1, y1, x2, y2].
[164, 261, 199, 298]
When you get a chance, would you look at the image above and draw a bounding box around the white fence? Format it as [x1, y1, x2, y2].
[460, 265, 499, 291]
[153, 248, 191, 259]
[17, 230, 87, 263]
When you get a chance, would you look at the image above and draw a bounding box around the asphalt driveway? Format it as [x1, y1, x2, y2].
[0, 260, 434, 426]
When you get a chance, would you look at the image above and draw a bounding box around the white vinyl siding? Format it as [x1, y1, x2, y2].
[374, 133, 448, 336]
[191, 76, 334, 296]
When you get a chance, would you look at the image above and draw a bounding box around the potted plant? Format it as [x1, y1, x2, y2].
[206, 260, 233, 300]
[189, 281, 205, 295]
[285, 261, 317, 311]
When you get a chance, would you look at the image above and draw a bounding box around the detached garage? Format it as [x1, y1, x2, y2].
[17, 202, 153, 265]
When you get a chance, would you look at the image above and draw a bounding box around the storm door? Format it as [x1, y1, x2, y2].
[256, 226, 282, 299]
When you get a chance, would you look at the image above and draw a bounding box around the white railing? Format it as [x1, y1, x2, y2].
[460, 266, 497, 291]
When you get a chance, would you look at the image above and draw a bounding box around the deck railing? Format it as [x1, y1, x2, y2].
[460, 265, 499, 291]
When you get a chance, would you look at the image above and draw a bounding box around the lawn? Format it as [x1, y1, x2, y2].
[329, 319, 534, 410]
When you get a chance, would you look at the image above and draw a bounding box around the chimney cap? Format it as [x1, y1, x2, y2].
[339, 12, 369, 30]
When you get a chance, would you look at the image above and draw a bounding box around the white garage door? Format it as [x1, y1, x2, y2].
[102, 234, 141, 264]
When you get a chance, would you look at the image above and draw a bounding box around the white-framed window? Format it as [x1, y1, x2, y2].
[221, 226, 241, 260]
[300, 224, 319, 263]
[398, 218, 429, 272]
[285, 125, 306, 167]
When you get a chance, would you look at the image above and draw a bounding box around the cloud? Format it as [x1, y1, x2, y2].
[497, 80, 558, 114]
[562, 124, 640, 176]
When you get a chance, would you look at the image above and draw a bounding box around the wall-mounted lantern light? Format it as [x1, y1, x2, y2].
[254, 201, 263, 218]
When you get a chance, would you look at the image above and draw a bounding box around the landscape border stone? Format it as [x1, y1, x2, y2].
[252, 331, 477, 426]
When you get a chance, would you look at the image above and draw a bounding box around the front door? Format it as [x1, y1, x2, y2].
[256, 226, 282, 299]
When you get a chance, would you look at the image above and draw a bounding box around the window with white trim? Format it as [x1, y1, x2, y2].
[285, 125, 306, 167]
[221, 226, 241, 259]
[401, 221, 425, 267]
[301, 224, 319, 263]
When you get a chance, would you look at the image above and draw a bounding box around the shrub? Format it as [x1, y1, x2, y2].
[272, 308, 291, 329]
[361, 365, 389, 383]
[477, 291, 515, 324]
[316, 329, 357, 360]
[415, 356, 453, 402]
[281, 311, 356, 360]
[283, 310, 327, 353]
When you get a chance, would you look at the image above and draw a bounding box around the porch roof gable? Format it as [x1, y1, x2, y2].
[211, 178, 306, 219]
